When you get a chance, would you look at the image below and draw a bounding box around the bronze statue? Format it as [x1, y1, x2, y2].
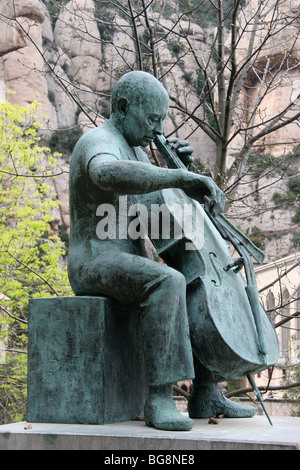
[68, 71, 279, 431]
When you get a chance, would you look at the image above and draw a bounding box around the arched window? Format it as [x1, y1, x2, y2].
[280, 288, 290, 360]
[266, 290, 276, 321]
[296, 288, 300, 341]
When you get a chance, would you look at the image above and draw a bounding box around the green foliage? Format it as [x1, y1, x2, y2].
[44, 0, 68, 27]
[248, 147, 300, 230]
[167, 40, 183, 57]
[248, 152, 279, 174]
[292, 207, 300, 224]
[58, 223, 69, 256]
[283, 345, 300, 417]
[245, 226, 265, 250]
[288, 175, 300, 195]
[292, 231, 300, 250]
[248, 146, 300, 178]
[44, 0, 245, 34]
[181, 0, 246, 29]
[49, 126, 83, 158]
[190, 158, 213, 177]
[0, 99, 72, 423]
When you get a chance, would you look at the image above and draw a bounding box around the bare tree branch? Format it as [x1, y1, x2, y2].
[226, 381, 300, 398]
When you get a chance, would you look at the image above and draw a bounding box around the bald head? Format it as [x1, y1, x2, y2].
[111, 71, 169, 114]
[110, 71, 169, 147]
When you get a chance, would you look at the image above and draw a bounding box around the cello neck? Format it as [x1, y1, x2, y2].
[154, 134, 265, 265]
[154, 135, 186, 170]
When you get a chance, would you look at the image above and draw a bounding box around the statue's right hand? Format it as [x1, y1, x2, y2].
[183, 174, 225, 216]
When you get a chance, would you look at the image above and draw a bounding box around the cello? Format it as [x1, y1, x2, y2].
[147, 135, 279, 424]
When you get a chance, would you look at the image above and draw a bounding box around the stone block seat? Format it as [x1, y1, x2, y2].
[26, 296, 148, 425]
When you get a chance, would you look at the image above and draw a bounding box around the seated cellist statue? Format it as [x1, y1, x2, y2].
[68, 70, 277, 431]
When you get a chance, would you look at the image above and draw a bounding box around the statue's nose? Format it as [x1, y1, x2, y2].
[154, 119, 163, 135]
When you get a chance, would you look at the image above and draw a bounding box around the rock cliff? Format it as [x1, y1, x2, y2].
[0, 0, 299, 261]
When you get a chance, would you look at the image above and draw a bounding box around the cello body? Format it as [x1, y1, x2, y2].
[159, 190, 279, 380]
[139, 136, 279, 381]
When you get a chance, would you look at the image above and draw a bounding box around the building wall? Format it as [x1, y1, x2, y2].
[253, 253, 299, 403]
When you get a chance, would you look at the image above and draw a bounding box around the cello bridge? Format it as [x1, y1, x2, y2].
[224, 257, 244, 273]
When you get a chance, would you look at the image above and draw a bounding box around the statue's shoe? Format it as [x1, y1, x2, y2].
[144, 397, 194, 431]
[188, 386, 256, 419]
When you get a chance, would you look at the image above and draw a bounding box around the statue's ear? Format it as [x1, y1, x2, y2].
[117, 98, 129, 117]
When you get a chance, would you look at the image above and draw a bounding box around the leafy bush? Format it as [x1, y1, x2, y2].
[0, 99, 72, 423]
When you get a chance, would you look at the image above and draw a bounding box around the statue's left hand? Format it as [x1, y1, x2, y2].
[166, 137, 194, 169]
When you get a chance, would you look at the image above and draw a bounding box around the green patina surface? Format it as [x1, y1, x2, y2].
[27, 297, 147, 424]
[26, 71, 278, 431]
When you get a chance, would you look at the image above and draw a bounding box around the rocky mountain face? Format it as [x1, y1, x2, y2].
[0, 0, 299, 262]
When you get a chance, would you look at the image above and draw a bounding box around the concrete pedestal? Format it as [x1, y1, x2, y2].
[0, 416, 299, 450]
[27, 296, 147, 425]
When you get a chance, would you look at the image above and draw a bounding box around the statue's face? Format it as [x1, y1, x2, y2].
[121, 92, 169, 147]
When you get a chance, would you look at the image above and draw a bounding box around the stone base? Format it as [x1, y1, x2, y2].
[27, 296, 147, 425]
[0, 416, 299, 450]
